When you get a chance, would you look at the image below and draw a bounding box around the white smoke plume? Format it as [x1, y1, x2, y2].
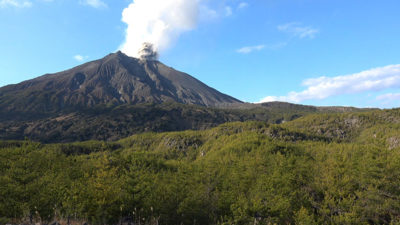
[120, 0, 200, 59]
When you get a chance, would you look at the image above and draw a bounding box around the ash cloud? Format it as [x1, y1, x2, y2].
[120, 0, 200, 59]
[137, 42, 159, 60]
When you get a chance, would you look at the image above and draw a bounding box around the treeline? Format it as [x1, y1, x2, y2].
[1, 111, 400, 224]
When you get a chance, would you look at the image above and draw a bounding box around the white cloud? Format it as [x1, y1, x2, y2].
[237, 43, 286, 54]
[225, 6, 232, 16]
[376, 93, 400, 106]
[258, 64, 400, 103]
[80, 0, 107, 8]
[0, 0, 32, 8]
[74, 55, 88, 62]
[377, 93, 400, 101]
[238, 2, 248, 9]
[120, 0, 200, 58]
[237, 45, 265, 54]
[278, 22, 319, 39]
[199, 5, 218, 21]
[259, 96, 279, 102]
[224, 3, 248, 17]
[266, 42, 287, 50]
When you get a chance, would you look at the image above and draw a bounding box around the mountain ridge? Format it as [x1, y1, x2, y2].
[0, 51, 241, 115]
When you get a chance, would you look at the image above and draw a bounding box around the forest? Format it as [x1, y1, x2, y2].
[1, 108, 400, 225]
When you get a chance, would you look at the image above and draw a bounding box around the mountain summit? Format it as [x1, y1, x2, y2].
[0, 51, 241, 114]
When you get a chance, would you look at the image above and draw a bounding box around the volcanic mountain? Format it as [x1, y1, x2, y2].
[0, 51, 241, 115]
[0, 52, 372, 142]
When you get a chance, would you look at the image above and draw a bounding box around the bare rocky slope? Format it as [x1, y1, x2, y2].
[0, 51, 241, 118]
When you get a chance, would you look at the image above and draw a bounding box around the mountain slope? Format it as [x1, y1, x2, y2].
[0, 51, 241, 116]
[0, 52, 375, 142]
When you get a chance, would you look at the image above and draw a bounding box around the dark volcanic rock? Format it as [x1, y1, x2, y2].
[0, 51, 241, 117]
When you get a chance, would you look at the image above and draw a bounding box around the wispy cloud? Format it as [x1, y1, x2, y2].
[224, 6, 232, 16]
[377, 93, 400, 101]
[74, 55, 88, 62]
[0, 0, 32, 8]
[237, 42, 286, 54]
[278, 22, 319, 39]
[237, 45, 265, 54]
[199, 5, 218, 21]
[376, 93, 400, 106]
[80, 0, 107, 8]
[199, 2, 247, 21]
[258, 64, 400, 103]
[237, 2, 248, 9]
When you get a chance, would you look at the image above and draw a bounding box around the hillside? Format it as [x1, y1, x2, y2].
[0, 101, 372, 143]
[1, 108, 400, 224]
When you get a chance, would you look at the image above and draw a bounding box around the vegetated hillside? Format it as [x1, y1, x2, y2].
[0, 101, 372, 143]
[282, 107, 400, 143]
[1, 108, 400, 225]
[259, 101, 375, 113]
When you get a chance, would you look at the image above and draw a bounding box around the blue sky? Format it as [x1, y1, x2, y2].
[1, 0, 400, 108]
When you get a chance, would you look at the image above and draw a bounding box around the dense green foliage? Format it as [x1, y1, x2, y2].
[1, 108, 400, 224]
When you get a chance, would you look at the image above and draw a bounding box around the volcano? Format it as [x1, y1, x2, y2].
[0, 52, 368, 142]
[0, 51, 241, 115]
